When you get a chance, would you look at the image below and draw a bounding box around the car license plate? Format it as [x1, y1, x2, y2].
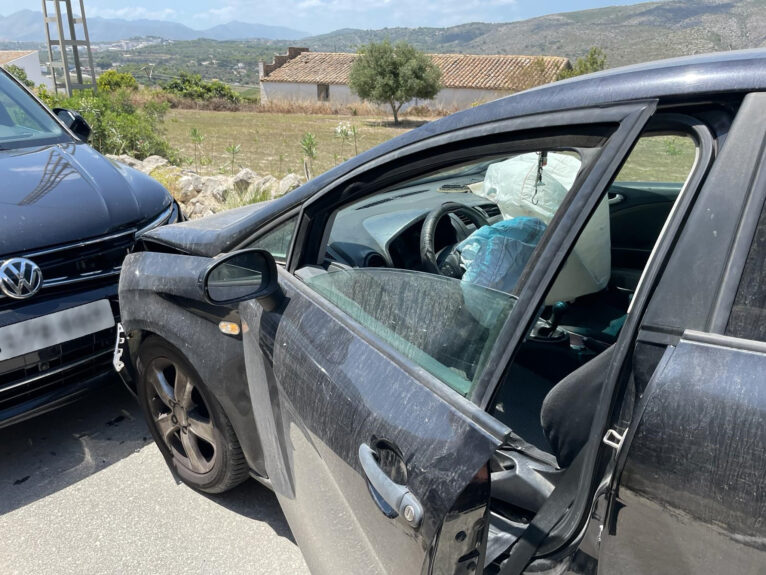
[0, 300, 115, 361]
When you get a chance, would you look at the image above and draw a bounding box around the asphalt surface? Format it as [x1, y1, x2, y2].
[0, 380, 309, 575]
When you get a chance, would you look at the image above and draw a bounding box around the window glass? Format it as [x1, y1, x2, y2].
[247, 216, 297, 262]
[0, 72, 68, 149]
[303, 147, 588, 396]
[726, 202, 766, 342]
[615, 134, 696, 183]
[305, 269, 516, 395]
[609, 132, 697, 274]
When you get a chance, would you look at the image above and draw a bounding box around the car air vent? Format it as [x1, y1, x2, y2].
[481, 204, 501, 218]
[455, 212, 473, 226]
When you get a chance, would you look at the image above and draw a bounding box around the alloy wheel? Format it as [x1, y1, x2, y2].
[145, 357, 217, 474]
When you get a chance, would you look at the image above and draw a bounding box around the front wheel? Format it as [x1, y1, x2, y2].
[136, 336, 248, 493]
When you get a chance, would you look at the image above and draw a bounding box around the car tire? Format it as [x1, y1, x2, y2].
[136, 335, 249, 494]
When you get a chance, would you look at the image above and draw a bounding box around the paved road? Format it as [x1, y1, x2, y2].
[0, 380, 309, 575]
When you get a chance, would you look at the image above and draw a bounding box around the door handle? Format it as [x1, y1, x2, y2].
[608, 193, 625, 205]
[358, 443, 423, 528]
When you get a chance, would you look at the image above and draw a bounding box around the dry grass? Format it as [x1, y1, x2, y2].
[164, 109, 416, 178]
[163, 108, 695, 186]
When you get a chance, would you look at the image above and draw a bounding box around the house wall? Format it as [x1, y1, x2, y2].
[260, 82, 360, 105]
[7, 52, 51, 88]
[260, 81, 511, 111]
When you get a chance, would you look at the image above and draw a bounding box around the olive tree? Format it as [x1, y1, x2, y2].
[349, 40, 441, 125]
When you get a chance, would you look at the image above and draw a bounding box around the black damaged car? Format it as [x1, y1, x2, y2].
[117, 50, 765, 574]
[0, 68, 179, 427]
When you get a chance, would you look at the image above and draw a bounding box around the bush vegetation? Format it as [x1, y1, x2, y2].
[557, 47, 607, 80]
[161, 72, 241, 104]
[37, 83, 177, 161]
[5, 64, 35, 88]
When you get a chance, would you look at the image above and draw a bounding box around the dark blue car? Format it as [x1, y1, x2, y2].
[118, 49, 766, 574]
[0, 68, 179, 427]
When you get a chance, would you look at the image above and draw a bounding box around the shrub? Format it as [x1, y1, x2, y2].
[97, 70, 138, 92]
[37, 86, 177, 161]
[162, 72, 240, 104]
[5, 64, 35, 88]
[557, 47, 607, 80]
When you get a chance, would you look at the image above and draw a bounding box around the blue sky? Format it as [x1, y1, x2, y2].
[4, 1, 653, 34]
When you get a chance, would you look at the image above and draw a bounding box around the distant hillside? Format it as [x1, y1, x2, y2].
[0, 10, 307, 42]
[306, 0, 766, 67]
[4, 0, 766, 76]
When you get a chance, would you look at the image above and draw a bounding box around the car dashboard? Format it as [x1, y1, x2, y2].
[325, 174, 503, 271]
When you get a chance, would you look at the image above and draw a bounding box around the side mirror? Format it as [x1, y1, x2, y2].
[201, 249, 284, 310]
[53, 108, 91, 142]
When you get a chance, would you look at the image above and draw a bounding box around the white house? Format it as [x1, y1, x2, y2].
[0, 50, 52, 88]
[259, 48, 570, 110]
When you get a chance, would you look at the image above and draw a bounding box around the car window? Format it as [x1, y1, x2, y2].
[614, 134, 696, 183]
[305, 269, 516, 395]
[246, 216, 297, 263]
[726, 200, 766, 342]
[300, 145, 592, 396]
[491, 127, 700, 453]
[0, 72, 69, 149]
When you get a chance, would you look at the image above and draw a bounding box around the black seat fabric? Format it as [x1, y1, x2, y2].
[540, 345, 615, 467]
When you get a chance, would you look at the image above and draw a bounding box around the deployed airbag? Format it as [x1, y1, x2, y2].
[458, 217, 547, 295]
[472, 152, 611, 303]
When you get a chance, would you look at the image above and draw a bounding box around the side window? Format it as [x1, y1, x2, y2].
[608, 133, 697, 279]
[726, 201, 766, 342]
[303, 145, 591, 396]
[246, 216, 297, 263]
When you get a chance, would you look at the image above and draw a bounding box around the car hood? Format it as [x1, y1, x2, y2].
[142, 201, 276, 257]
[0, 143, 171, 256]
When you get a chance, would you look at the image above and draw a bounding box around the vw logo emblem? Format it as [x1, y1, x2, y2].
[0, 258, 43, 299]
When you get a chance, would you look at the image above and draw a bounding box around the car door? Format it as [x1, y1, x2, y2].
[597, 93, 766, 574]
[237, 101, 656, 575]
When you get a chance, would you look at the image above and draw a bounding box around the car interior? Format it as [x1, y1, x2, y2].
[293, 130, 696, 568]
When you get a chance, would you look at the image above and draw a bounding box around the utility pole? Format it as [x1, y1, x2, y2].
[42, 0, 97, 95]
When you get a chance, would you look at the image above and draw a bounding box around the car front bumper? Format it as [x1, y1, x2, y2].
[0, 285, 121, 429]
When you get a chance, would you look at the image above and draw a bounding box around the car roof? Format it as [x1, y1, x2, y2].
[147, 48, 766, 257]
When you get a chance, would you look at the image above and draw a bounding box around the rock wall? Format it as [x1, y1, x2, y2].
[106, 154, 304, 220]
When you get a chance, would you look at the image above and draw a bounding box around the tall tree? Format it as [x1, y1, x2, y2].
[349, 40, 441, 125]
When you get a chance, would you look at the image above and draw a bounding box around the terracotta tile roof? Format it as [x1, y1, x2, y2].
[0, 51, 37, 66]
[261, 51, 569, 91]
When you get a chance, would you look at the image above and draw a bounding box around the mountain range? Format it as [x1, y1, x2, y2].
[0, 9, 307, 42]
[2, 1, 766, 68]
[307, 0, 766, 67]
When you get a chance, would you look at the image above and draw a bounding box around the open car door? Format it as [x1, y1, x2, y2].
[236, 101, 656, 575]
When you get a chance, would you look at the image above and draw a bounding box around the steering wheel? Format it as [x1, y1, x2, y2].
[420, 202, 489, 277]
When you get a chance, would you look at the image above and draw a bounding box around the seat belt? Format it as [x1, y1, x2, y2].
[495, 447, 587, 575]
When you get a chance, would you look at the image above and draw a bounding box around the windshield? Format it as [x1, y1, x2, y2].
[0, 71, 71, 150]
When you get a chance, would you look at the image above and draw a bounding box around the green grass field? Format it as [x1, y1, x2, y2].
[164, 109, 412, 178]
[164, 109, 696, 184]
